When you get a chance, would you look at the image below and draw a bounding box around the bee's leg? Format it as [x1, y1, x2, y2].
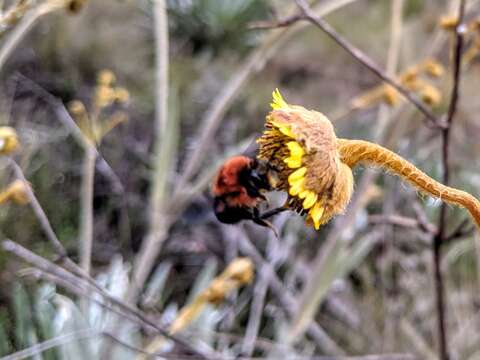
[251, 208, 279, 238]
[259, 205, 289, 220]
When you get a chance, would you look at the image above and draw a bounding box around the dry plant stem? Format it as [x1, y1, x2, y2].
[294, 0, 443, 129]
[337, 139, 480, 228]
[79, 144, 96, 275]
[433, 1, 466, 359]
[9, 160, 68, 260]
[130, 0, 170, 302]
[1, 239, 214, 360]
[369, 214, 437, 235]
[0, 1, 65, 72]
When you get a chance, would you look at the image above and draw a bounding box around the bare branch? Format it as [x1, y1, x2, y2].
[433, 1, 467, 358]
[294, 0, 445, 129]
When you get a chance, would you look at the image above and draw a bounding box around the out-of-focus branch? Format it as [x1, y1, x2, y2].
[433, 1, 467, 359]
[9, 159, 69, 260]
[369, 214, 437, 234]
[0, 1, 66, 72]
[294, 0, 444, 129]
[129, 0, 173, 303]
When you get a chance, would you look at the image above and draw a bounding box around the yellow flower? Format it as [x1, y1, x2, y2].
[257, 89, 353, 230]
[257, 89, 480, 233]
[0, 127, 19, 155]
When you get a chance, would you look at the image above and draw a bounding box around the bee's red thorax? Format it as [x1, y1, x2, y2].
[212, 156, 258, 207]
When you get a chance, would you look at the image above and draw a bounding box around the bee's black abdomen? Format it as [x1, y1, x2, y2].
[213, 197, 253, 224]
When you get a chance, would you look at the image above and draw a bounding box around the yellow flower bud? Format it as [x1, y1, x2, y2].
[422, 59, 445, 78]
[114, 87, 130, 103]
[0, 180, 29, 205]
[0, 127, 19, 155]
[95, 86, 116, 108]
[7, 180, 30, 205]
[439, 16, 459, 31]
[419, 84, 442, 106]
[68, 100, 87, 116]
[97, 70, 116, 87]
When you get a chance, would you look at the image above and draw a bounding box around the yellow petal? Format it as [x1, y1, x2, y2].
[288, 167, 307, 184]
[303, 192, 318, 209]
[309, 202, 325, 230]
[284, 157, 302, 169]
[289, 176, 304, 187]
[271, 88, 289, 110]
[270, 120, 294, 137]
[289, 179, 305, 196]
[279, 126, 294, 137]
[298, 190, 310, 199]
[286, 141, 304, 157]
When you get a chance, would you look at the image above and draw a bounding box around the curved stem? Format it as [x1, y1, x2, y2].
[337, 138, 480, 228]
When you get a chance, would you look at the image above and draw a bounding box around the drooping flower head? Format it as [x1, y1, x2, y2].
[257, 89, 354, 230]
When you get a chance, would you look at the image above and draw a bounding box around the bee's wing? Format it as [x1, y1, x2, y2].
[241, 133, 261, 158]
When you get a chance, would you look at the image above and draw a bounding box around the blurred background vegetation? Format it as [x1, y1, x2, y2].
[1, 0, 480, 359]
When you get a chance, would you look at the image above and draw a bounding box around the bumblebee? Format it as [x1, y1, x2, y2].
[212, 155, 286, 234]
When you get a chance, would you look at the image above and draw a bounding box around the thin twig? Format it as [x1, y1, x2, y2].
[433, 1, 466, 359]
[294, 0, 444, 129]
[369, 214, 437, 234]
[0, 1, 65, 72]
[241, 265, 269, 357]
[248, 14, 303, 30]
[79, 144, 96, 275]
[9, 159, 68, 260]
